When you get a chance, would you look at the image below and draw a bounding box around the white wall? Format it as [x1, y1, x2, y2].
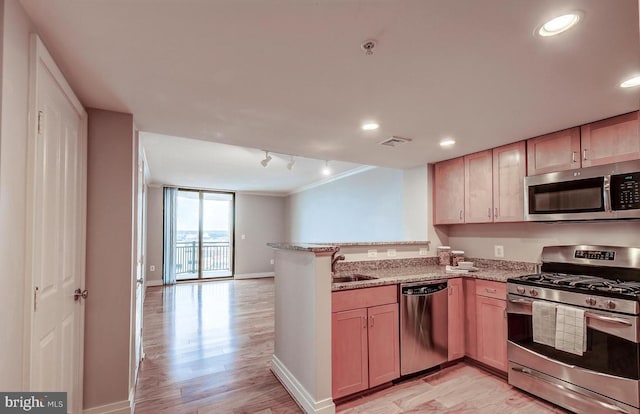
[235, 193, 285, 276]
[448, 221, 640, 263]
[285, 167, 405, 243]
[0, 0, 31, 390]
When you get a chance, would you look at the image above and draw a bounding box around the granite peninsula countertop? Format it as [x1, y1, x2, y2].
[332, 264, 533, 291]
[267, 242, 339, 253]
[267, 241, 430, 251]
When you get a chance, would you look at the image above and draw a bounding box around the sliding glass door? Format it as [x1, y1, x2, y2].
[175, 190, 233, 280]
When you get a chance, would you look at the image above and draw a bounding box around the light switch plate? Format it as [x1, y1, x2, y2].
[368, 249, 378, 258]
[387, 249, 397, 257]
[419, 248, 428, 256]
[149, 265, 155, 272]
[494, 245, 504, 258]
[270, 259, 275, 265]
[241, 234, 246, 240]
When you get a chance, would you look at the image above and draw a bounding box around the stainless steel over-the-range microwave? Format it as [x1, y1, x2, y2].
[524, 159, 640, 221]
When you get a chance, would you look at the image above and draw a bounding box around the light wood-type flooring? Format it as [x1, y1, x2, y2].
[134, 279, 568, 413]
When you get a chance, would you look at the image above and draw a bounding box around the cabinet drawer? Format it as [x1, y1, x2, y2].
[332, 285, 397, 313]
[475, 280, 506, 300]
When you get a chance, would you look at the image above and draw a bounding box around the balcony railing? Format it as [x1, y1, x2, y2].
[175, 241, 230, 274]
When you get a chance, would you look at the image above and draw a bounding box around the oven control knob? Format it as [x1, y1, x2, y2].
[605, 300, 616, 310]
[586, 297, 597, 306]
[516, 286, 525, 294]
[529, 289, 538, 297]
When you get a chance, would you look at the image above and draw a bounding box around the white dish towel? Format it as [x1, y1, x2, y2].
[555, 304, 587, 356]
[532, 301, 556, 347]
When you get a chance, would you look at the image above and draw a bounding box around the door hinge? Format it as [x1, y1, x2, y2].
[37, 110, 44, 134]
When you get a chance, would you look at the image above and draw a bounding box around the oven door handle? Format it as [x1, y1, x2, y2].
[509, 298, 534, 304]
[511, 367, 630, 414]
[585, 312, 633, 326]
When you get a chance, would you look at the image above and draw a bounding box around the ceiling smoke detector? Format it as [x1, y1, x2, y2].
[361, 39, 377, 55]
[379, 136, 412, 147]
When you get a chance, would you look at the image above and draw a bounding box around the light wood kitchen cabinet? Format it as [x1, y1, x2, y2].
[527, 111, 640, 175]
[527, 127, 581, 175]
[580, 111, 640, 167]
[447, 278, 464, 361]
[493, 141, 526, 222]
[332, 286, 399, 399]
[475, 280, 508, 372]
[434, 157, 464, 224]
[463, 278, 477, 359]
[460, 142, 526, 224]
[464, 150, 493, 223]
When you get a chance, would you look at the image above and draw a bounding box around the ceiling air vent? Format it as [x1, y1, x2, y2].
[379, 136, 412, 147]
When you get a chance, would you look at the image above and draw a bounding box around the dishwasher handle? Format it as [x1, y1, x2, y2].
[400, 282, 448, 296]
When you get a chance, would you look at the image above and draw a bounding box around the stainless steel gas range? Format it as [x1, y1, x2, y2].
[507, 245, 640, 414]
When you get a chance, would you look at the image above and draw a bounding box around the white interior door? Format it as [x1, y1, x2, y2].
[26, 35, 87, 414]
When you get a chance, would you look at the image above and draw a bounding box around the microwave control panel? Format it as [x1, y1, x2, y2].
[611, 172, 640, 210]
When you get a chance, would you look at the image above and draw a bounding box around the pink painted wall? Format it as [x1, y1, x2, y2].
[84, 108, 135, 409]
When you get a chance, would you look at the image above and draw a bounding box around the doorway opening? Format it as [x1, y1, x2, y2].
[174, 190, 234, 280]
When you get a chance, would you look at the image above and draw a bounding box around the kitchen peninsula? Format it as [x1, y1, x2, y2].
[268, 241, 536, 414]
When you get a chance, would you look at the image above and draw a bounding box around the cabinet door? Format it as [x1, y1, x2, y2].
[476, 296, 507, 372]
[332, 308, 368, 398]
[465, 150, 493, 223]
[463, 278, 477, 359]
[581, 111, 640, 167]
[493, 142, 526, 222]
[447, 278, 464, 361]
[527, 127, 580, 175]
[434, 157, 465, 224]
[367, 303, 400, 387]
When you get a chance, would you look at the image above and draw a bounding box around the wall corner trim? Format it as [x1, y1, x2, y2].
[83, 397, 132, 414]
[234, 272, 275, 280]
[271, 355, 336, 414]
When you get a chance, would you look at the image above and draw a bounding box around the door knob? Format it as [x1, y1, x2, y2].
[74, 288, 88, 301]
[136, 278, 144, 284]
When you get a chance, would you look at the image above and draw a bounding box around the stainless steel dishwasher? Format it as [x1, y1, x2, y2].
[400, 280, 449, 376]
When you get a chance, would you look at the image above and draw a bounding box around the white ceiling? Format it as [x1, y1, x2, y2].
[141, 132, 367, 194]
[19, 0, 640, 191]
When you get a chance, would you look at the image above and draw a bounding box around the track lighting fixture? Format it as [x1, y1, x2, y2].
[261, 151, 272, 167]
[286, 156, 295, 170]
[322, 160, 332, 176]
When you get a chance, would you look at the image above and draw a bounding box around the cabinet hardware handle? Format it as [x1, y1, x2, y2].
[494, 208, 498, 218]
[34, 287, 39, 311]
[459, 210, 463, 220]
[583, 149, 588, 160]
[486, 288, 497, 293]
[370, 315, 375, 328]
[572, 151, 577, 163]
[488, 207, 491, 218]
[362, 316, 367, 329]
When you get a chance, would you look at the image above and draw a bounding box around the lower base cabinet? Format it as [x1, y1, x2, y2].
[332, 286, 399, 399]
[475, 280, 508, 372]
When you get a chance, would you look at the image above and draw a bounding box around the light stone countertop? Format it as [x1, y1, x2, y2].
[267, 243, 339, 253]
[331, 264, 531, 291]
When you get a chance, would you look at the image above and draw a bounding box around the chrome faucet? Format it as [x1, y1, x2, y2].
[331, 251, 346, 275]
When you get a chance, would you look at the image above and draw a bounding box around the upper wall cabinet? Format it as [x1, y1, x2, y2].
[462, 142, 526, 224]
[580, 111, 640, 167]
[527, 111, 640, 175]
[434, 157, 465, 224]
[527, 127, 580, 175]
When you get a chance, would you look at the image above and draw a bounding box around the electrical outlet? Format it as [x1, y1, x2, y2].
[149, 265, 155, 272]
[387, 249, 397, 257]
[241, 234, 246, 240]
[494, 245, 504, 258]
[368, 249, 378, 258]
[270, 259, 275, 265]
[419, 248, 428, 256]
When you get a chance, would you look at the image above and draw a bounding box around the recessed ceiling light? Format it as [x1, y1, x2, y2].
[538, 13, 581, 37]
[361, 122, 380, 131]
[440, 138, 456, 147]
[620, 75, 640, 88]
[322, 160, 332, 176]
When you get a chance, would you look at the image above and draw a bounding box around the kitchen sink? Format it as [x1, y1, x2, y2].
[332, 274, 376, 283]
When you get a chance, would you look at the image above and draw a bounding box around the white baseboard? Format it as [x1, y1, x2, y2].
[234, 272, 274, 280]
[271, 355, 335, 414]
[83, 397, 132, 414]
[145, 279, 163, 287]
